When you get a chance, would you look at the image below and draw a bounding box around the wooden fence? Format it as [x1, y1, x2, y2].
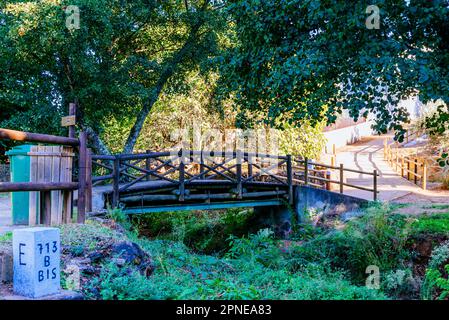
[383, 130, 443, 190]
[0, 128, 88, 225]
[28, 146, 74, 226]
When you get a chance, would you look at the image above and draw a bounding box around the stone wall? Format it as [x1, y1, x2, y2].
[252, 186, 370, 238]
[0, 164, 10, 182]
[294, 185, 370, 222]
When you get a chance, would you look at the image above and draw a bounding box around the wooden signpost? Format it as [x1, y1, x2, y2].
[61, 116, 76, 128]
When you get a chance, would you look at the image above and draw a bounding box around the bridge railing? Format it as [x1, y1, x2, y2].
[92, 150, 293, 207]
[92, 150, 379, 208]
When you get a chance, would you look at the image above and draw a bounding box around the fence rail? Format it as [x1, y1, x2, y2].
[92, 150, 379, 207]
[384, 138, 429, 189]
[0, 127, 87, 225]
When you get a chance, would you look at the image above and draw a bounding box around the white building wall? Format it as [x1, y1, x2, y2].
[323, 120, 375, 151]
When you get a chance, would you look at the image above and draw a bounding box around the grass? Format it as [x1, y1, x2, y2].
[410, 213, 449, 235]
[2, 202, 449, 300]
[0, 231, 12, 242]
[422, 204, 449, 210]
[84, 228, 386, 300]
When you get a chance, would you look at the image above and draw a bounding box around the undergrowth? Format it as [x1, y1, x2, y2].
[3, 202, 449, 300]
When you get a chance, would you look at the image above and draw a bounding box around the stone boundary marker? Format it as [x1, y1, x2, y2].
[13, 227, 61, 298]
[0, 228, 83, 300]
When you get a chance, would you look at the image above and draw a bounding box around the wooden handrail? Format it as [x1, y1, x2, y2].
[0, 182, 78, 192]
[0, 128, 79, 146]
[383, 137, 428, 189]
[92, 149, 380, 204]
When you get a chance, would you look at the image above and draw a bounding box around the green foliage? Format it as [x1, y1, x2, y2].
[107, 207, 128, 224]
[422, 241, 449, 300]
[293, 204, 413, 283]
[410, 213, 449, 235]
[133, 208, 257, 253]
[84, 229, 385, 300]
[278, 120, 327, 160]
[219, 0, 449, 139]
[0, 231, 12, 243]
[0, 0, 227, 153]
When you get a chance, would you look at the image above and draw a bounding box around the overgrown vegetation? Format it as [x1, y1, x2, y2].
[2, 204, 449, 300]
[82, 226, 385, 300]
[131, 208, 258, 253]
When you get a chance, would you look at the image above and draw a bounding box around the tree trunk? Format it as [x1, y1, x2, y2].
[122, 16, 205, 154]
[82, 125, 111, 155]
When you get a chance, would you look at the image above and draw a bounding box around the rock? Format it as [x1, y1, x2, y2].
[110, 241, 155, 276]
[111, 258, 126, 267]
[88, 251, 106, 263]
[111, 241, 145, 265]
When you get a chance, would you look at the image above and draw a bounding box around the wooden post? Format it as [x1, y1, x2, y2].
[325, 171, 331, 191]
[373, 170, 377, 201]
[414, 159, 418, 184]
[401, 157, 405, 177]
[287, 155, 293, 205]
[112, 156, 121, 208]
[179, 160, 185, 202]
[247, 155, 253, 178]
[407, 159, 410, 180]
[304, 157, 309, 185]
[236, 155, 243, 199]
[200, 152, 205, 179]
[68, 103, 77, 139]
[77, 131, 87, 223]
[145, 150, 151, 181]
[339, 163, 344, 194]
[422, 162, 427, 190]
[85, 148, 93, 213]
[43, 191, 52, 226]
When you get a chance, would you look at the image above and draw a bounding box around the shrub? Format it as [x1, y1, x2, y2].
[381, 269, 418, 299]
[291, 204, 413, 283]
[83, 226, 386, 300]
[133, 208, 257, 253]
[422, 241, 449, 300]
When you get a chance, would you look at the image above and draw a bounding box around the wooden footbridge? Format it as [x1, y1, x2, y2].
[90, 149, 379, 215]
[0, 127, 379, 226]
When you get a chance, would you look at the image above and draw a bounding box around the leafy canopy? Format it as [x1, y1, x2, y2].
[219, 0, 449, 140]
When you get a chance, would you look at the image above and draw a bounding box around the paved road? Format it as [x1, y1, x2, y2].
[334, 135, 449, 202]
[0, 194, 12, 235]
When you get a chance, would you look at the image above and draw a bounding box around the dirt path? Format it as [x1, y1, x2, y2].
[334, 135, 449, 203]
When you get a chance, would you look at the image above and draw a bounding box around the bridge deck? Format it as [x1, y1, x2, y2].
[94, 179, 287, 195]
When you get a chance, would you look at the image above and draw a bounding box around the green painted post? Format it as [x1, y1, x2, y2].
[6, 145, 34, 225]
